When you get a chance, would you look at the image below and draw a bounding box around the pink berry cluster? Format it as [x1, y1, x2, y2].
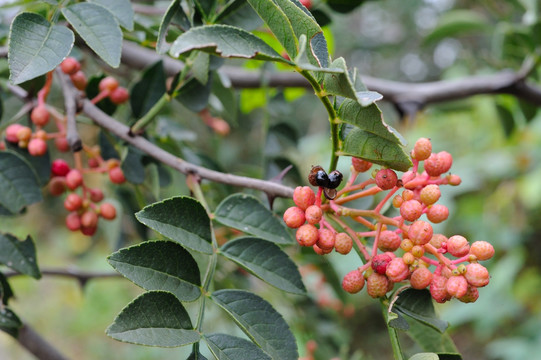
[284, 138, 494, 304]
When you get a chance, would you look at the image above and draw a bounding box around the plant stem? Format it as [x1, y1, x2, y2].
[381, 300, 405, 360]
[130, 92, 169, 134]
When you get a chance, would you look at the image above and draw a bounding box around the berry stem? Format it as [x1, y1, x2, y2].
[372, 222, 383, 257]
[420, 256, 439, 266]
[129, 92, 170, 134]
[424, 243, 456, 270]
[90, 90, 110, 104]
[315, 187, 323, 207]
[335, 185, 381, 205]
[328, 214, 370, 261]
[374, 186, 399, 214]
[337, 178, 376, 198]
[37, 71, 54, 105]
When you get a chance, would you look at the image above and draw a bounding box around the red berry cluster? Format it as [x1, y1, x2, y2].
[1, 57, 129, 235]
[284, 137, 494, 304]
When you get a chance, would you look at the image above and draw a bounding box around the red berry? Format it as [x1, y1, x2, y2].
[410, 267, 433, 289]
[5, 124, 24, 143]
[424, 151, 453, 177]
[87, 188, 104, 203]
[446, 275, 468, 298]
[60, 57, 81, 75]
[27, 138, 47, 156]
[65, 212, 81, 231]
[411, 245, 424, 258]
[88, 157, 100, 168]
[100, 202, 116, 220]
[400, 238, 414, 252]
[366, 273, 389, 298]
[64, 193, 83, 212]
[296, 224, 319, 247]
[317, 228, 335, 250]
[70, 71, 87, 90]
[400, 200, 423, 222]
[305, 205, 322, 225]
[293, 186, 315, 211]
[351, 157, 372, 172]
[66, 169, 84, 190]
[430, 275, 450, 303]
[464, 263, 489, 287]
[447, 235, 470, 257]
[447, 174, 462, 186]
[375, 169, 398, 190]
[55, 137, 70, 152]
[392, 195, 403, 208]
[81, 210, 99, 228]
[378, 230, 401, 252]
[109, 87, 129, 104]
[458, 285, 479, 303]
[413, 138, 432, 161]
[426, 204, 449, 223]
[429, 233, 447, 249]
[312, 243, 332, 255]
[30, 106, 50, 126]
[109, 166, 126, 184]
[469, 241, 494, 261]
[407, 220, 433, 245]
[48, 176, 66, 196]
[372, 253, 392, 275]
[385, 257, 410, 282]
[402, 189, 414, 201]
[51, 159, 71, 177]
[81, 225, 97, 236]
[420, 184, 440, 205]
[99, 76, 119, 92]
[299, 0, 312, 9]
[283, 206, 306, 229]
[334, 233, 353, 254]
[342, 270, 365, 294]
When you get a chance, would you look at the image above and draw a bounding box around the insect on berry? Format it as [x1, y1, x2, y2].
[308, 165, 329, 187]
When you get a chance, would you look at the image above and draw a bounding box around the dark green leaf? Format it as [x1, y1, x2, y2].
[193, 52, 210, 84]
[130, 60, 167, 118]
[403, 312, 460, 357]
[327, 0, 365, 13]
[157, 0, 191, 54]
[0, 151, 42, 213]
[338, 101, 412, 171]
[394, 289, 448, 333]
[204, 333, 271, 360]
[135, 196, 213, 254]
[388, 309, 410, 331]
[424, 10, 488, 45]
[188, 351, 208, 360]
[219, 237, 305, 294]
[62, 3, 122, 67]
[0, 233, 40, 279]
[0, 307, 22, 329]
[216, 0, 263, 31]
[214, 194, 292, 244]
[212, 72, 238, 125]
[107, 291, 200, 347]
[8, 12, 74, 84]
[212, 289, 298, 360]
[174, 76, 212, 112]
[169, 24, 289, 64]
[88, 0, 134, 30]
[247, 0, 298, 58]
[0, 272, 14, 305]
[121, 146, 145, 185]
[107, 240, 201, 302]
[5, 142, 51, 186]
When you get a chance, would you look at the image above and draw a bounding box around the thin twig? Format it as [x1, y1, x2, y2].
[55, 69, 82, 151]
[16, 323, 70, 360]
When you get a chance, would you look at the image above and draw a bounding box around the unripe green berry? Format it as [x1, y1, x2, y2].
[293, 186, 315, 211]
[366, 273, 389, 298]
[334, 233, 353, 254]
[400, 200, 423, 222]
[407, 220, 433, 245]
[296, 224, 319, 247]
[378, 230, 401, 252]
[305, 205, 322, 225]
[375, 169, 398, 190]
[469, 241, 495, 261]
[413, 137, 432, 161]
[426, 204, 449, 223]
[447, 235, 470, 257]
[342, 270, 365, 294]
[420, 184, 441, 205]
[385, 257, 410, 282]
[446, 275, 468, 298]
[410, 267, 433, 289]
[283, 206, 306, 229]
[464, 263, 490, 287]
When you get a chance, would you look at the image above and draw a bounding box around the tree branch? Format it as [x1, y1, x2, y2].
[120, 41, 541, 107]
[16, 323, 70, 360]
[55, 68, 82, 152]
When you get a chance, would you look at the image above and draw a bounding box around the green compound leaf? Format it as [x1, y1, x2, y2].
[8, 12, 74, 84]
[219, 237, 305, 294]
[394, 289, 448, 333]
[338, 101, 412, 171]
[246, 0, 298, 58]
[62, 3, 122, 67]
[204, 333, 271, 360]
[130, 60, 166, 118]
[157, 0, 191, 54]
[106, 291, 200, 347]
[87, 0, 134, 31]
[212, 289, 298, 360]
[169, 24, 290, 64]
[107, 240, 201, 302]
[214, 194, 293, 244]
[0, 150, 42, 213]
[136, 196, 212, 254]
[0, 233, 40, 279]
[0, 307, 22, 329]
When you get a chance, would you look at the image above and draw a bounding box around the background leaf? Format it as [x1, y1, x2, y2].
[393, 289, 448, 333]
[212, 289, 298, 360]
[130, 60, 166, 118]
[62, 3, 122, 67]
[204, 333, 271, 360]
[87, 0, 134, 31]
[157, 0, 191, 54]
[0, 150, 42, 213]
[219, 237, 305, 294]
[0, 233, 40, 279]
[8, 12, 74, 84]
[108, 240, 201, 302]
[0, 307, 22, 329]
[135, 196, 213, 254]
[106, 291, 200, 347]
[214, 194, 293, 244]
